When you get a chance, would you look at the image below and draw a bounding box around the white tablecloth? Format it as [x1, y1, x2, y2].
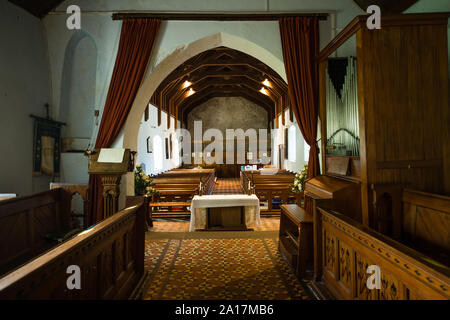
[189, 194, 261, 231]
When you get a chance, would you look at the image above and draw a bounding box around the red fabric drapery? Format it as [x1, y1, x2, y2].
[279, 17, 320, 212]
[87, 18, 161, 226]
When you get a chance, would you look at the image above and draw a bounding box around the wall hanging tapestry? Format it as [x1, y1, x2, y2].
[32, 115, 64, 176]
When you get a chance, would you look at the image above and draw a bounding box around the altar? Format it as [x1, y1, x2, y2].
[189, 194, 261, 231]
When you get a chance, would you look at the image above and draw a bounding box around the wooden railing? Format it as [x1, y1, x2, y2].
[0, 188, 73, 276]
[0, 203, 146, 300]
[401, 189, 450, 259]
[316, 207, 450, 300]
[372, 186, 450, 266]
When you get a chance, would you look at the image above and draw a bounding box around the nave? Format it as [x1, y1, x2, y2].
[1, 0, 449, 303]
[136, 178, 309, 300]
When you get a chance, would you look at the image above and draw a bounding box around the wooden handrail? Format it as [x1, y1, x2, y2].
[317, 207, 450, 299]
[0, 204, 145, 299]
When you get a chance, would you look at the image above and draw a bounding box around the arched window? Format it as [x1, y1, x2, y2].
[153, 135, 163, 171]
[288, 125, 296, 162]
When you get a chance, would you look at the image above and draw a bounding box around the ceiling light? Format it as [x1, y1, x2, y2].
[262, 78, 272, 88]
[182, 80, 192, 89]
[259, 87, 269, 96]
[186, 87, 195, 97]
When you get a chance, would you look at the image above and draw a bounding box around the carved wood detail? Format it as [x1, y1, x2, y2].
[319, 207, 450, 300]
[0, 204, 145, 300]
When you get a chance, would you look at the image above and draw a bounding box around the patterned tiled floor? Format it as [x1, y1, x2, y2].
[141, 236, 312, 300]
[150, 217, 280, 232]
[213, 178, 243, 194]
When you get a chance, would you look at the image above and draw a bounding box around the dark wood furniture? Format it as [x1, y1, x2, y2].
[0, 188, 77, 277]
[241, 170, 297, 214]
[312, 207, 450, 300]
[206, 206, 247, 231]
[149, 168, 215, 217]
[307, 12, 450, 300]
[372, 187, 450, 267]
[88, 148, 133, 219]
[279, 204, 313, 277]
[49, 183, 89, 229]
[125, 195, 151, 227]
[316, 12, 450, 228]
[0, 203, 146, 300]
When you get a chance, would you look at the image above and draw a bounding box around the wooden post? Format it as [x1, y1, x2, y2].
[100, 175, 122, 219]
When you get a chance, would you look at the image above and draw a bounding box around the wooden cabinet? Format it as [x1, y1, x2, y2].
[316, 13, 449, 229]
[279, 204, 313, 276]
[307, 12, 450, 300]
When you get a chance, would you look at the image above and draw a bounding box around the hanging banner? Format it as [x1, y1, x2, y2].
[32, 116, 63, 176]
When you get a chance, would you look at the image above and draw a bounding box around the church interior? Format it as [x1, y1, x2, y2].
[0, 0, 449, 302]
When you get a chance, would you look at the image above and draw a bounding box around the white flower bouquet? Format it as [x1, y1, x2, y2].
[134, 163, 159, 196]
[290, 164, 308, 193]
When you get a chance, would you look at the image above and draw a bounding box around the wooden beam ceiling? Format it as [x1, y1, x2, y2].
[150, 47, 289, 129]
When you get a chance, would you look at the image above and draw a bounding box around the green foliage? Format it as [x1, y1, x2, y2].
[290, 164, 308, 193]
[134, 164, 159, 196]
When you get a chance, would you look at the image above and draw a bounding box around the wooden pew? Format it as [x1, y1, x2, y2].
[241, 170, 296, 215]
[311, 206, 450, 300]
[372, 186, 450, 267]
[0, 188, 78, 276]
[0, 203, 146, 300]
[148, 168, 216, 218]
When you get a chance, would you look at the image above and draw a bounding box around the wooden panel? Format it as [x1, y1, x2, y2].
[355, 253, 378, 300]
[316, 207, 450, 300]
[350, 158, 361, 179]
[338, 240, 354, 296]
[360, 17, 448, 195]
[0, 204, 145, 300]
[279, 205, 313, 276]
[305, 175, 356, 199]
[403, 189, 450, 214]
[380, 269, 403, 300]
[323, 229, 338, 278]
[326, 156, 350, 176]
[0, 189, 72, 276]
[402, 189, 450, 264]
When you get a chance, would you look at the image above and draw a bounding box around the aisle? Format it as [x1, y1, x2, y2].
[140, 231, 313, 300]
[149, 216, 280, 232]
[212, 178, 243, 194]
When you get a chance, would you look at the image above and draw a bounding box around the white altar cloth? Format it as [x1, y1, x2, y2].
[189, 194, 261, 231]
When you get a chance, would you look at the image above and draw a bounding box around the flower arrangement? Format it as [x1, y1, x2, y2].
[134, 164, 159, 196]
[290, 164, 308, 193]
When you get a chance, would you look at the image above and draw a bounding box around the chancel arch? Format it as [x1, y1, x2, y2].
[121, 32, 288, 196]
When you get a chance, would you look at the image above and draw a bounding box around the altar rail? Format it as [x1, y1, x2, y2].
[0, 203, 146, 300]
[317, 207, 450, 300]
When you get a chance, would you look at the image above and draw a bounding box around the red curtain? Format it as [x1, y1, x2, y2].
[279, 17, 320, 212]
[87, 18, 161, 226]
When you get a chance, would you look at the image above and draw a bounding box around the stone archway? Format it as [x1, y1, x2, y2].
[119, 32, 286, 196]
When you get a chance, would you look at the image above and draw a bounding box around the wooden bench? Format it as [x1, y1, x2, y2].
[240, 170, 296, 215]
[148, 168, 216, 218]
[0, 203, 146, 299]
[372, 186, 450, 267]
[0, 188, 81, 277]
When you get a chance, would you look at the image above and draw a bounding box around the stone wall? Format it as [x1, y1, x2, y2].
[187, 97, 268, 136]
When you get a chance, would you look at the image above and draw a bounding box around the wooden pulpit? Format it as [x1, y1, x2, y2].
[88, 148, 134, 219]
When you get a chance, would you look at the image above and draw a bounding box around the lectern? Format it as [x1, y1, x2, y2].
[88, 148, 134, 219]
